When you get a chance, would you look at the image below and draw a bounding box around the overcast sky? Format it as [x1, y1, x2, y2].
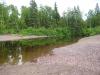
[2, 0, 100, 17]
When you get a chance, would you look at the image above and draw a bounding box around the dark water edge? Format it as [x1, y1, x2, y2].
[0, 37, 78, 65]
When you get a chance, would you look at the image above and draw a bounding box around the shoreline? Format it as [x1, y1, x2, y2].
[0, 34, 48, 42]
[0, 35, 100, 75]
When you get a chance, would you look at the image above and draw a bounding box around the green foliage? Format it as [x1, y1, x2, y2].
[29, 0, 38, 27]
[64, 6, 84, 37]
[38, 6, 56, 28]
[53, 2, 60, 26]
[19, 27, 71, 38]
[0, 1, 100, 40]
[21, 6, 30, 27]
[83, 26, 100, 36]
[86, 3, 100, 28]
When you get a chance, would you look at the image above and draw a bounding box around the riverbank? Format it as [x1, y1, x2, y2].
[0, 34, 48, 42]
[0, 35, 100, 75]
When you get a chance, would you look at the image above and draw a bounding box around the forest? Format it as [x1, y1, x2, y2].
[0, 0, 100, 39]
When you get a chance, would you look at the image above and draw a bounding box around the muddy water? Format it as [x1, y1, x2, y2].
[0, 37, 77, 65]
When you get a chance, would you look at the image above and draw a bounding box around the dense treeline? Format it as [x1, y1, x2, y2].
[0, 0, 100, 39]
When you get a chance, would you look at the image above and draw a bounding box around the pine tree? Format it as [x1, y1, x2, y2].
[29, 0, 38, 27]
[8, 5, 19, 31]
[95, 3, 100, 15]
[0, 3, 8, 33]
[21, 6, 30, 27]
[94, 3, 100, 27]
[53, 2, 60, 26]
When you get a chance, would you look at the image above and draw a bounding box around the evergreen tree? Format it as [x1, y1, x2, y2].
[87, 3, 100, 28]
[8, 5, 19, 31]
[0, 3, 8, 33]
[21, 6, 30, 27]
[86, 9, 95, 28]
[53, 2, 60, 26]
[95, 3, 100, 15]
[29, 0, 38, 27]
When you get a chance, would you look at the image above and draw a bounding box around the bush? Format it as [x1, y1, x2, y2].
[83, 26, 100, 36]
[19, 27, 71, 38]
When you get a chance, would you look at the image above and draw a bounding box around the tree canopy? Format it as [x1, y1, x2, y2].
[0, 1, 100, 38]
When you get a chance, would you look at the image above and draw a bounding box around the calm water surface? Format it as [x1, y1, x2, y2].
[0, 37, 77, 65]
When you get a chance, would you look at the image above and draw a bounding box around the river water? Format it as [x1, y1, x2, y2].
[0, 37, 77, 65]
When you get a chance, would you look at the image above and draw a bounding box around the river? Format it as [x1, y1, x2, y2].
[0, 37, 76, 65]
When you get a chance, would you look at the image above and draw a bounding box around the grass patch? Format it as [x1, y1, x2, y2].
[19, 27, 71, 38]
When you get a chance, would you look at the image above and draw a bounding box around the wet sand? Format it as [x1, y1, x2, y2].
[0, 34, 48, 41]
[0, 35, 100, 75]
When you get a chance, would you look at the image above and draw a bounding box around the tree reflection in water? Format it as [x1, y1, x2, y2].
[0, 38, 76, 65]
